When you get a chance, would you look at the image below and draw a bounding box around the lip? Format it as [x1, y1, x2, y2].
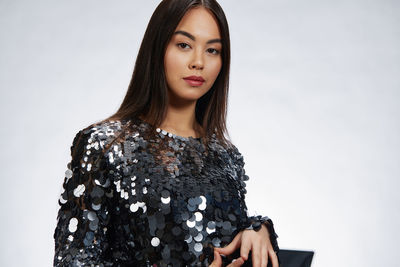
[183, 75, 205, 86]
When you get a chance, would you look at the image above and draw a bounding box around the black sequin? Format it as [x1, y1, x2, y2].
[53, 117, 279, 266]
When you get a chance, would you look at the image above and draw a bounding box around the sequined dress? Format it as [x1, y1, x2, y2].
[53, 117, 279, 266]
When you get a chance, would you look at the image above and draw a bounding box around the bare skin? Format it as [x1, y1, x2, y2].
[211, 249, 244, 267]
[212, 224, 279, 267]
[160, 6, 279, 267]
[161, 6, 222, 138]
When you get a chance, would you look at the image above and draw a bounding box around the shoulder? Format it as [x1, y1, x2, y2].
[208, 135, 245, 163]
[69, 119, 131, 160]
[225, 141, 250, 179]
[225, 140, 245, 165]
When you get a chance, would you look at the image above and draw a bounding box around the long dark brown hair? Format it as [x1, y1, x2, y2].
[99, 0, 232, 148]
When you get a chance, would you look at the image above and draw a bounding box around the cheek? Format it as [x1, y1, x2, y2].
[164, 52, 176, 78]
[208, 59, 222, 80]
[164, 48, 186, 79]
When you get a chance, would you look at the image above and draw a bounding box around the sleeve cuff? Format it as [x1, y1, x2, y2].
[244, 215, 279, 253]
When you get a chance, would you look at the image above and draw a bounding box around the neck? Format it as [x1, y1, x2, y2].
[160, 104, 204, 138]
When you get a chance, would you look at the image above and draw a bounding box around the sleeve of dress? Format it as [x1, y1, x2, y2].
[229, 144, 280, 253]
[53, 127, 114, 266]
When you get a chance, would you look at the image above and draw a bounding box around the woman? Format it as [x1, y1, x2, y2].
[53, 0, 279, 266]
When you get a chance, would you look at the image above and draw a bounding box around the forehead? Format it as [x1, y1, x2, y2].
[174, 7, 221, 39]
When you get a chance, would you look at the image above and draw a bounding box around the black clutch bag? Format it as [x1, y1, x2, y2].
[220, 249, 314, 267]
[276, 249, 314, 267]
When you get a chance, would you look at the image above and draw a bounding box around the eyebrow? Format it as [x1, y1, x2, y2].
[174, 30, 222, 44]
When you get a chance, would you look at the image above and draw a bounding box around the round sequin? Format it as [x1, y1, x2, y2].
[194, 242, 203, 252]
[186, 219, 196, 228]
[161, 196, 170, 204]
[184, 234, 192, 243]
[59, 194, 67, 204]
[68, 217, 78, 233]
[65, 169, 72, 179]
[130, 203, 139, 212]
[207, 221, 216, 229]
[194, 211, 203, 221]
[151, 237, 160, 247]
[54, 117, 279, 266]
[206, 227, 216, 234]
[194, 232, 203, 242]
[73, 184, 85, 197]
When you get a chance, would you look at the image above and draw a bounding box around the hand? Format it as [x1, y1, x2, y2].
[210, 248, 244, 267]
[214, 224, 279, 267]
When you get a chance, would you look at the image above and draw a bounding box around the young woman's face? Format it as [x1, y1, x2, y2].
[164, 7, 222, 103]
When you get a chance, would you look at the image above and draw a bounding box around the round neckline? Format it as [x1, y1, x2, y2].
[135, 116, 203, 141]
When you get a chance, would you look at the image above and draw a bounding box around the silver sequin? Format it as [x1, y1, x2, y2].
[73, 184, 85, 197]
[54, 117, 279, 266]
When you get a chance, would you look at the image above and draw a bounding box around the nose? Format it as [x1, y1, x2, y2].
[189, 50, 204, 70]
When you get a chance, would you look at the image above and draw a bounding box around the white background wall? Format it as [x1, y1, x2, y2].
[0, 0, 399, 266]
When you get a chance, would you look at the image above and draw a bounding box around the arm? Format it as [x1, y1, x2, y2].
[229, 144, 279, 253]
[53, 127, 114, 266]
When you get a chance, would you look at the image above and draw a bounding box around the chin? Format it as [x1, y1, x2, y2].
[168, 90, 203, 102]
[169, 86, 209, 101]
[181, 93, 204, 101]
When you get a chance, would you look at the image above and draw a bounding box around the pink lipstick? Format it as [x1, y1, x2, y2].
[183, 76, 205, 86]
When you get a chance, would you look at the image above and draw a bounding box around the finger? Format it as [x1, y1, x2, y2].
[227, 256, 245, 267]
[252, 241, 262, 267]
[268, 249, 279, 267]
[261, 245, 268, 267]
[215, 232, 242, 256]
[210, 249, 222, 267]
[240, 237, 252, 261]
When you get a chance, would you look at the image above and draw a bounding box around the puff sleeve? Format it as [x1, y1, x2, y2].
[53, 128, 114, 266]
[229, 144, 280, 253]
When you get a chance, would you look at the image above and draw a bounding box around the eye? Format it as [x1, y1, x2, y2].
[177, 42, 191, 49]
[207, 48, 220, 55]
